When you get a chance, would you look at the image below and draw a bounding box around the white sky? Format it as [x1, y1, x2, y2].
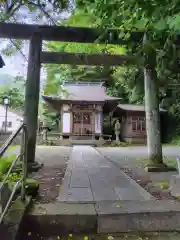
[0, 4, 71, 77]
[1, 52, 28, 76]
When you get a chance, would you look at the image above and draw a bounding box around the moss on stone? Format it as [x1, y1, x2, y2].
[158, 181, 169, 189]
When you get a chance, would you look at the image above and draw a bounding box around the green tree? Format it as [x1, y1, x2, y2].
[42, 11, 128, 128]
[0, 75, 25, 110]
[76, 0, 180, 165]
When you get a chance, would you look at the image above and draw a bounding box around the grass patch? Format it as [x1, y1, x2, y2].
[136, 156, 177, 169]
[103, 141, 130, 147]
[0, 154, 17, 174]
[163, 156, 177, 168]
[9, 145, 19, 150]
[170, 136, 180, 146]
[158, 181, 169, 189]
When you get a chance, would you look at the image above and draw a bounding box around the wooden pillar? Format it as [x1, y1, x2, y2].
[69, 110, 73, 140]
[99, 111, 104, 140]
[92, 104, 96, 139]
[59, 114, 63, 140]
[24, 33, 42, 164]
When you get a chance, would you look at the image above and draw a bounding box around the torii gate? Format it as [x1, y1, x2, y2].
[0, 22, 160, 165]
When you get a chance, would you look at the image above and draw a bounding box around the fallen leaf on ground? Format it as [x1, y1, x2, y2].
[108, 236, 114, 240]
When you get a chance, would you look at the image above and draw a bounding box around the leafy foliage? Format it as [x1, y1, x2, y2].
[0, 75, 25, 110]
[1, 0, 180, 143]
[42, 12, 126, 127]
[77, 0, 180, 33]
[0, 0, 72, 22]
[75, 0, 180, 142]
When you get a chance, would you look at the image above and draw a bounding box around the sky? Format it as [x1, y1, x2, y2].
[0, 3, 71, 78]
[1, 43, 28, 76]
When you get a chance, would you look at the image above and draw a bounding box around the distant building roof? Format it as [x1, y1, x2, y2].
[118, 104, 166, 112]
[43, 82, 121, 103]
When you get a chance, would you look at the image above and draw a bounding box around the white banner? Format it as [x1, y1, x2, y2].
[95, 112, 102, 134]
[62, 112, 71, 133]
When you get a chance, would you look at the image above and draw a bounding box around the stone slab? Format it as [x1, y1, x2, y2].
[90, 179, 109, 189]
[30, 202, 96, 215]
[57, 185, 68, 202]
[57, 170, 72, 202]
[58, 146, 154, 203]
[98, 212, 180, 233]
[70, 179, 90, 188]
[96, 200, 180, 233]
[115, 187, 148, 200]
[104, 177, 131, 188]
[1, 196, 31, 240]
[95, 200, 180, 215]
[67, 188, 94, 202]
[26, 203, 97, 236]
[25, 200, 180, 235]
[119, 169, 154, 200]
[70, 172, 90, 188]
[93, 188, 119, 201]
[170, 174, 180, 197]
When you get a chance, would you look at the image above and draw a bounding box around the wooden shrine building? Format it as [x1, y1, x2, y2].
[43, 83, 167, 143]
[113, 104, 166, 143]
[0, 21, 169, 159]
[43, 81, 120, 140]
[43, 82, 166, 143]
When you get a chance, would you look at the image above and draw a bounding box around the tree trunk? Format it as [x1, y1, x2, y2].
[24, 33, 42, 163]
[144, 35, 163, 164]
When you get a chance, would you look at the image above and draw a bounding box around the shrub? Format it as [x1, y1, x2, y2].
[0, 154, 17, 174]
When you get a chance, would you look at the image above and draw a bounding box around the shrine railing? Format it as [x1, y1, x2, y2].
[0, 123, 28, 224]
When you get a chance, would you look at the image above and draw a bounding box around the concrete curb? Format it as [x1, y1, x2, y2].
[21, 200, 180, 236]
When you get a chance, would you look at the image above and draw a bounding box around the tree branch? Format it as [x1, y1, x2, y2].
[1, 1, 22, 22]
[27, 1, 58, 25]
[9, 39, 28, 61]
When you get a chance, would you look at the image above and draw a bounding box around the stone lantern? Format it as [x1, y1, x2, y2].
[41, 120, 50, 142]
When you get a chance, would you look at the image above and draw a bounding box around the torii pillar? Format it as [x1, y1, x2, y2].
[24, 32, 42, 168]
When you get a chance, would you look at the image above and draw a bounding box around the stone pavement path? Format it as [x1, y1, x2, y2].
[58, 146, 153, 203]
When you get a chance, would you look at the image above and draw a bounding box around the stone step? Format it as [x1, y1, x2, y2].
[19, 232, 180, 240]
[0, 197, 31, 240]
[19, 200, 180, 238]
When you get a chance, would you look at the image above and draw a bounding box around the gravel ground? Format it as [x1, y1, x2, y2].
[121, 167, 176, 200]
[32, 146, 72, 203]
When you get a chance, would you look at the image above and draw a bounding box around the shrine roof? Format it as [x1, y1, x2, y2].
[43, 82, 121, 102]
[118, 104, 166, 112]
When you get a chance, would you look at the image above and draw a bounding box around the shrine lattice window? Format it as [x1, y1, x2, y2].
[131, 117, 146, 132]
